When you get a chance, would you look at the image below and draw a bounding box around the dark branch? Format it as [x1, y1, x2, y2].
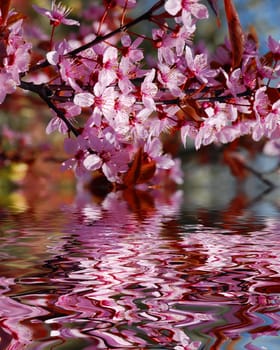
[19, 80, 80, 137]
[27, 0, 165, 74]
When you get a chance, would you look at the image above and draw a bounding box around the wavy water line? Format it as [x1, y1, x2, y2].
[1, 195, 280, 349]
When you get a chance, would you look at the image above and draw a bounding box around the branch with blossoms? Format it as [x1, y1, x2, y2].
[1, 0, 280, 190]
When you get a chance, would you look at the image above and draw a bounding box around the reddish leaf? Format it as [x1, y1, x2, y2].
[7, 12, 26, 26]
[224, 0, 244, 68]
[123, 147, 143, 187]
[180, 99, 205, 122]
[0, 0, 11, 25]
[267, 86, 280, 104]
[136, 158, 156, 184]
[123, 147, 156, 187]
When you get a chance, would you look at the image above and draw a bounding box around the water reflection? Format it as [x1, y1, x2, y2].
[0, 182, 280, 349]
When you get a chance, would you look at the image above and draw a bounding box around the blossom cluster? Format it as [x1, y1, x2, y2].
[1, 0, 280, 187]
[0, 10, 31, 103]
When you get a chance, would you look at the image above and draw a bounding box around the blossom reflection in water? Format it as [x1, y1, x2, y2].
[0, 186, 280, 349]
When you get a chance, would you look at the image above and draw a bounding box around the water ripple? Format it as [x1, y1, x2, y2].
[0, 193, 280, 349]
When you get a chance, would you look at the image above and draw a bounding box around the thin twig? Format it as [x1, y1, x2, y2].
[27, 0, 165, 74]
[242, 163, 276, 189]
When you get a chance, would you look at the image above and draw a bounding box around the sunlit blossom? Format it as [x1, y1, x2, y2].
[33, 1, 80, 27]
[165, 0, 208, 19]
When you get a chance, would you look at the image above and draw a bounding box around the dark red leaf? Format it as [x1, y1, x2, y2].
[7, 12, 26, 26]
[0, 0, 12, 25]
[123, 147, 143, 187]
[266, 86, 280, 104]
[123, 147, 156, 187]
[224, 0, 244, 68]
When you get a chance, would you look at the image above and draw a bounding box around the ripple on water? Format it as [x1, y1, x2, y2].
[0, 202, 280, 349]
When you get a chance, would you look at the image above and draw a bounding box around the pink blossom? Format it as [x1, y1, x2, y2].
[46, 103, 81, 135]
[74, 83, 116, 125]
[73, 92, 95, 108]
[84, 129, 129, 182]
[174, 12, 196, 56]
[223, 68, 247, 97]
[117, 57, 137, 95]
[46, 39, 73, 65]
[253, 87, 270, 120]
[148, 105, 180, 137]
[181, 121, 198, 147]
[144, 138, 174, 170]
[0, 13, 31, 104]
[157, 63, 186, 97]
[47, 40, 84, 91]
[7, 42, 31, 82]
[165, 0, 208, 19]
[267, 36, 280, 55]
[251, 119, 266, 142]
[264, 99, 280, 138]
[195, 104, 238, 149]
[0, 73, 17, 104]
[120, 35, 144, 62]
[62, 136, 90, 178]
[153, 31, 173, 65]
[98, 46, 118, 87]
[136, 69, 158, 120]
[33, 1, 80, 27]
[110, 93, 136, 135]
[184, 46, 217, 83]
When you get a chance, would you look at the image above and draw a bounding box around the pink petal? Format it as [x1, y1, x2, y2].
[83, 154, 102, 171]
[61, 18, 80, 26]
[74, 92, 94, 107]
[165, 0, 181, 16]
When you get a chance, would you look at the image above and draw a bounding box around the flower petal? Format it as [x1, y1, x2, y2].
[83, 154, 102, 171]
[74, 92, 94, 107]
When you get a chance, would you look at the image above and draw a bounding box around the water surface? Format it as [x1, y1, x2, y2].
[0, 183, 280, 349]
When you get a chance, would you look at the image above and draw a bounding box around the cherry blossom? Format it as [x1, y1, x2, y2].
[264, 99, 280, 138]
[62, 136, 90, 178]
[0, 72, 17, 103]
[98, 46, 118, 87]
[267, 36, 280, 56]
[84, 129, 129, 182]
[120, 35, 144, 62]
[157, 62, 186, 97]
[194, 103, 238, 149]
[165, 0, 208, 19]
[184, 45, 217, 84]
[74, 82, 117, 126]
[33, 1, 80, 27]
[144, 138, 175, 170]
[0, 12, 31, 101]
[136, 69, 158, 120]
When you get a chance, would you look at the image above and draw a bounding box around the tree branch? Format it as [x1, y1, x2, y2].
[19, 80, 80, 137]
[28, 0, 165, 74]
